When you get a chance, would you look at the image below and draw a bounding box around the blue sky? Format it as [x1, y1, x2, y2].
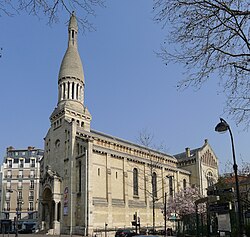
[0, 1, 249, 173]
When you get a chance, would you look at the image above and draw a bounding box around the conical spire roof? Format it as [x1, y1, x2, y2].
[58, 12, 84, 82]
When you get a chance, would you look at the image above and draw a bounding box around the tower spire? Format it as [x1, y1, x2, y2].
[57, 12, 85, 110]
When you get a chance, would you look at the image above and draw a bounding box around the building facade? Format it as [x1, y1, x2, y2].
[39, 13, 219, 236]
[0, 146, 43, 226]
[175, 141, 219, 196]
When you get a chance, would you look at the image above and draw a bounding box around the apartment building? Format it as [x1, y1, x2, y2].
[0, 146, 43, 225]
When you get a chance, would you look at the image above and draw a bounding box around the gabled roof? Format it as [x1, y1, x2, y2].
[174, 147, 200, 160]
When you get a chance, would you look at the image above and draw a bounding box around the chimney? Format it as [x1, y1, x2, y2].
[185, 147, 190, 158]
[7, 146, 14, 151]
[204, 139, 208, 144]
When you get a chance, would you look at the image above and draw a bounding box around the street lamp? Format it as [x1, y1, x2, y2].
[7, 189, 19, 237]
[215, 118, 244, 237]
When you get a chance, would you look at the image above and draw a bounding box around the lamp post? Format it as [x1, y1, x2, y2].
[7, 189, 19, 237]
[215, 118, 243, 237]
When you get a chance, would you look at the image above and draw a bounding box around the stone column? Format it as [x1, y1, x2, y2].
[65, 82, 68, 99]
[74, 82, 77, 100]
[61, 83, 64, 100]
[69, 82, 72, 99]
[106, 153, 112, 226]
[53, 201, 60, 235]
[54, 202, 58, 221]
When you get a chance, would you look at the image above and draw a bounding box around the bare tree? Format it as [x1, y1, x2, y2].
[136, 129, 168, 233]
[0, 0, 105, 31]
[153, 0, 250, 127]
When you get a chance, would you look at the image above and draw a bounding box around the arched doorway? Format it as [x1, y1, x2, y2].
[42, 188, 54, 230]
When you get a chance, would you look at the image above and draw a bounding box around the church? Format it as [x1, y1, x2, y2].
[39, 13, 219, 235]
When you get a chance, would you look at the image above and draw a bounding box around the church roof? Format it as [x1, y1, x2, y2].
[58, 12, 84, 82]
[174, 147, 200, 159]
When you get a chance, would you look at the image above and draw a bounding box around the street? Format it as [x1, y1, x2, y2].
[0, 235, 82, 237]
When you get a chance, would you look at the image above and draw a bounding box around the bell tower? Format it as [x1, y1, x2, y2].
[50, 12, 91, 131]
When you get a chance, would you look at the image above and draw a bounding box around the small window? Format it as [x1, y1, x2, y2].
[19, 159, 24, 168]
[29, 202, 34, 211]
[7, 160, 12, 168]
[98, 168, 100, 176]
[30, 180, 34, 189]
[31, 159, 35, 168]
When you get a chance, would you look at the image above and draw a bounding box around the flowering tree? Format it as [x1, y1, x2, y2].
[165, 187, 206, 235]
[166, 187, 205, 218]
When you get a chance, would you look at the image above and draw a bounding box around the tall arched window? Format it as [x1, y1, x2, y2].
[183, 179, 187, 190]
[78, 161, 82, 192]
[169, 176, 173, 197]
[152, 172, 157, 198]
[206, 171, 214, 187]
[133, 168, 138, 196]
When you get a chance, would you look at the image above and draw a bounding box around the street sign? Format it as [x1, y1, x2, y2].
[209, 202, 232, 213]
[207, 188, 234, 196]
[218, 213, 231, 232]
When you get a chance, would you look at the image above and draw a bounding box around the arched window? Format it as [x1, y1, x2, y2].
[169, 176, 173, 197]
[78, 161, 81, 192]
[207, 171, 214, 187]
[133, 168, 138, 196]
[183, 179, 187, 190]
[152, 172, 157, 198]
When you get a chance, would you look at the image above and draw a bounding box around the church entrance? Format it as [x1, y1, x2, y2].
[41, 188, 54, 230]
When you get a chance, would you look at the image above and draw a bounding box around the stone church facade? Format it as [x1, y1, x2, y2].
[39, 13, 219, 235]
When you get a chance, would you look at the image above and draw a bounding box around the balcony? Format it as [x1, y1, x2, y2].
[27, 207, 34, 211]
